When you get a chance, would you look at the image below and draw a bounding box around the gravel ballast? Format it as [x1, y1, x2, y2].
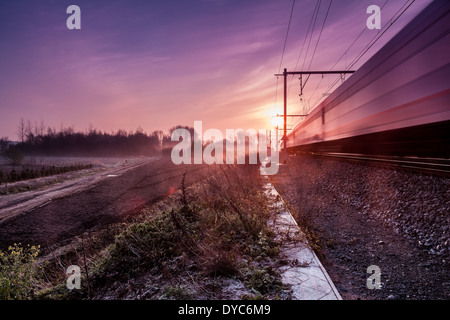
[270, 155, 450, 300]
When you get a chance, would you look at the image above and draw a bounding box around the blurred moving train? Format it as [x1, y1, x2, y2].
[286, 0, 450, 158]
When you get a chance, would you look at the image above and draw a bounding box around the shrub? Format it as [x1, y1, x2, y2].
[9, 170, 18, 182]
[4, 148, 24, 165]
[0, 244, 40, 300]
[159, 285, 192, 300]
[0, 164, 94, 185]
[94, 209, 194, 279]
[243, 266, 283, 295]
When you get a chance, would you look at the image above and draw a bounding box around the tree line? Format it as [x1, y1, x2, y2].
[1, 119, 194, 159]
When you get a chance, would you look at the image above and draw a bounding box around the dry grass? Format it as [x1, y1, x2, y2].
[34, 163, 291, 300]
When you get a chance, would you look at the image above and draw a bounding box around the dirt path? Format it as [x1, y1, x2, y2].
[0, 157, 208, 252]
[0, 157, 156, 222]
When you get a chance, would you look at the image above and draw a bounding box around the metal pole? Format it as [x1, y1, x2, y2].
[283, 68, 287, 164]
[273, 69, 355, 165]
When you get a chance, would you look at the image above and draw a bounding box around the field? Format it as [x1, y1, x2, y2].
[0, 155, 143, 174]
[0, 156, 299, 300]
[0, 156, 150, 195]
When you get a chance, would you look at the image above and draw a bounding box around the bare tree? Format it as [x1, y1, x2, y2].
[33, 120, 39, 137]
[47, 126, 57, 137]
[87, 123, 95, 135]
[152, 130, 164, 148]
[25, 119, 34, 143]
[135, 126, 145, 134]
[0, 136, 9, 154]
[17, 118, 25, 143]
[38, 119, 46, 137]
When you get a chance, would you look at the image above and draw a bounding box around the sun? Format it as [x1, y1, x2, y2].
[257, 103, 283, 129]
[268, 106, 283, 128]
[271, 114, 283, 128]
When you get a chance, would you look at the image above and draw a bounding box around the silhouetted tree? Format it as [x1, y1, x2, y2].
[17, 118, 25, 143]
[12, 119, 166, 157]
[0, 137, 9, 154]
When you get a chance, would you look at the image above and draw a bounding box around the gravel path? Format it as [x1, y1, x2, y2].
[270, 155, 450, 300]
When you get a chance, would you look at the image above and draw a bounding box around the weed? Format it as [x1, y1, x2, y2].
[0, 244, 40, 300]
[241, 292, 268, 300]
[159, 285, 192, 300]
[245, 232, 281, 260]
[199, 243, 240, 277]
[242, 266, 283, 295]
[32, 163, 289, 300]
[96, 211, 187, 278]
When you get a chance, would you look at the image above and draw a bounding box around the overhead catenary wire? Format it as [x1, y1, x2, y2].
[288, 0, 334, 105]
[287, 0, 321, 114]
[347, 0, 415, 70]
[300, 0, 322, 71]
[309, 0, 416, 111]
[291, 0, 322, 76]
[329, 0, 390, 72]
[308, 0, 389, 110]
[298, 0, 333, 104]
[306, 0, 333, 72]
[277, 0, 297, 74]
[308, 0, 389, 104]
[274, 0, 296, 131]
[275, 0, 416, 131]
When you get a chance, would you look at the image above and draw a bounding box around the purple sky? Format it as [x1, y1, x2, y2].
[0, 0, 432, 140]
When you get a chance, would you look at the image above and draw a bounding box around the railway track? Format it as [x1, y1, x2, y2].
[298, 152, 450, 176]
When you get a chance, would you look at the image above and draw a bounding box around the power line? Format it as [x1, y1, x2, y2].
[329, 0, 389, 72]
[292, 0, 321, 72]
[310, 0, 416, 110]
[300, 0, 333, 104]
[306, 0, 333, 71]
[308, 0, 389, 108]
[288, 0, 321, 95]
[277, 0, 297, 73]
[300, 0, 322, 71]
[288, 0, 332, 115]
[274, 0, 296, 126]
[348, 0, 415, 70]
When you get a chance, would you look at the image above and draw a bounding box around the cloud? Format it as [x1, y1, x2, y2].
[0, 0, 435, 139]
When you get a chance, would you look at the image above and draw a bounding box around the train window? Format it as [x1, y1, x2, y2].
[321, 108, 325, 125]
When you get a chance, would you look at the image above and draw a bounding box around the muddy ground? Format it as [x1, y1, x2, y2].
[0, 157, 208, 254]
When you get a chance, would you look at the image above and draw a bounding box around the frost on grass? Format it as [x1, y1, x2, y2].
[34, 164, 292, 300]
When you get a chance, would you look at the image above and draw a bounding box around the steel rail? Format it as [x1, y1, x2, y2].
[297, 152, 450, 176]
